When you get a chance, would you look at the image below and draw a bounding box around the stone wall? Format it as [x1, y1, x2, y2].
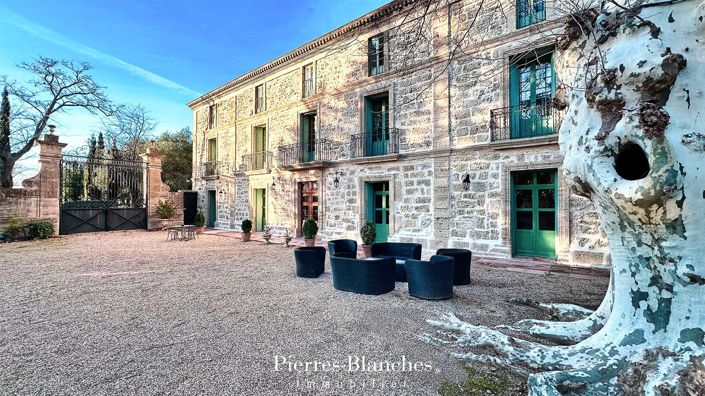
[189, 0, 610, 266]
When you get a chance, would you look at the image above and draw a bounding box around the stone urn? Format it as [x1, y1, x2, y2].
[284, 236, 293, 247]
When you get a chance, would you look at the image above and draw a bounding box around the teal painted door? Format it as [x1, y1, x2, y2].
[207, 190, 216, 227]
[254, 188, 266, 232]
[365, 94, 389, 156]
[509, 50, 555, 139]
[511, 170, 557, 258]
[301, 113, 316, 162]
[367, 182, 389, 242]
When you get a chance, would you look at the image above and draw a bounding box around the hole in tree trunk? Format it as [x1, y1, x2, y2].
[615, 142, 650, 180]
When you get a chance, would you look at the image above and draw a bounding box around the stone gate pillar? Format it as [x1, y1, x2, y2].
[21, 130, 67, 235]
[142, 141, 183, 230]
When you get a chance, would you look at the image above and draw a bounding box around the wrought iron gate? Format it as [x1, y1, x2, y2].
[60, 155, 147, 234]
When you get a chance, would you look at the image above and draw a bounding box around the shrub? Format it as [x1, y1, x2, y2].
[194, 212, 205, 227]
[360, 220, 376, 245]
[241, 219, 252, 233]
[25, 219, 54, 239]
[155, 200, 177, 220]
[302, 218, 318, 240]
[4, 215, 25, 239]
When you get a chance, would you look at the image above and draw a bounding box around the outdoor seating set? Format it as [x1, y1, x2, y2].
[293, 240, 471, 300]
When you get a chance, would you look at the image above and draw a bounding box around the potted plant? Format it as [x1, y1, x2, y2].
[241, 219, 252, 242]
[283, 228, 293, 248]
[155, 200, 177, 229]
[302, 218, 318, 247]
[262, 226, 272, 244]
[194, 212, 205, 234]
[360, 220, 376, 258]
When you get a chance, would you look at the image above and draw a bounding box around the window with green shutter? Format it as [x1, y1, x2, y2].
[516, 0, 546, 28]
[368, 34, 386, 76]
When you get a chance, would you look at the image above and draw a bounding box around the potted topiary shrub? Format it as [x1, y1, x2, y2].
[241, 219, 252, 242]
[155, 200, 177, 229]
[194, 212, 205, 234]
[302, 218, 318, 247]
[360, 220, 376, 258]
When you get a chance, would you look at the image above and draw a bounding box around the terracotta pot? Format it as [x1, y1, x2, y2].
[196, 226, 205, 234]
[304, 238, 316, 247]
[361, 245, 372, 258]
[242, 232, 251, 242]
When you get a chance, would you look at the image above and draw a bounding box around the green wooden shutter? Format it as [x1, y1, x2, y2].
[509, 62, 520, 139]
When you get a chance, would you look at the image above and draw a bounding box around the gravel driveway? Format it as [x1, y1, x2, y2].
[0, 231, 608, 395]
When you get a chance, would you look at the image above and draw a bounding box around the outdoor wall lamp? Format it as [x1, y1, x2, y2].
[271, 177, 285, 191]
[218, 188, 227, 199]
[462, 174, 471, 191]
[332, 171, 343, 189]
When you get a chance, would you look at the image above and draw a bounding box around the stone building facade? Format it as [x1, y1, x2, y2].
[188, 0, 609, 267]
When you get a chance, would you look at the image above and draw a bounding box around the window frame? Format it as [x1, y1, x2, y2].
[208, 104, 217, 129]
[368, 33, 386, 76]
[302, 64, 314, 98]
[516, 0, 546, 29]
[255, 84, 265, 114]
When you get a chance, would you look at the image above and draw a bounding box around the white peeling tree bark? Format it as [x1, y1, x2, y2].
[426, 1, 705, 394]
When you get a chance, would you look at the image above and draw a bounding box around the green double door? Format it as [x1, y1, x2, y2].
[366, 182, 389, 243]
[254, 188, 266, 232]
[301, 112, 316, 162]
[509, 48, 555, 139]
[365, 94, 389, 156]
[511, 170, 557, 258]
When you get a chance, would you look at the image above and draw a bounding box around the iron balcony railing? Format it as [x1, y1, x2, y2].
[489, 101, 563, 142]
[241, 151, 272, 172]
[278, 138, 335, 167]
[350, 128, 399, 159]
[201, 161, 220, 178]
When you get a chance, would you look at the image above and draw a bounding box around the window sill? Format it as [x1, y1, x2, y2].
[489, 134, 558, 150]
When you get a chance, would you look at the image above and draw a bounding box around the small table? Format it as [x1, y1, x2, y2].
[166, 225, 196, 241]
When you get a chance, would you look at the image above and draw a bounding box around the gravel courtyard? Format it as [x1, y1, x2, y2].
[0, 231, 608, 395]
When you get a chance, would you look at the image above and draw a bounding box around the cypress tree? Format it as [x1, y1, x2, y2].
[0, 88, 12, 188]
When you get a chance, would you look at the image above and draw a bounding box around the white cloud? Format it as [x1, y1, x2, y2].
[2, 7, 200, 97]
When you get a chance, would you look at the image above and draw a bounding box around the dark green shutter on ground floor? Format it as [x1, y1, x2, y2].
[207, 190, 216, 228]
[511, 169, 557, 258]
[254, 188, 266, 232]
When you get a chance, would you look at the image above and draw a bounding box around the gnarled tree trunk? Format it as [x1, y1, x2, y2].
[426, 1, 705, 394]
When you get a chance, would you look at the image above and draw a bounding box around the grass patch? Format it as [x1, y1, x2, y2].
[439, 366, 512, 396]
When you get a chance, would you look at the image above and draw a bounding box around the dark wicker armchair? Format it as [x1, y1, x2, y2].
[327, 239, 358, 259]
[330, 256, 395, 295]
[436, 248, 472, 285]
[294, 247, 326, 278]
[405, 255, 455, 300]
[370, 242, 422, 282]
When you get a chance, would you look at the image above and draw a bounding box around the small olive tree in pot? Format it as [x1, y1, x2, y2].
[360, 220, 376, 258]
[241, 219, 252, 242]
[302, 218, 318, 247]
[194, 212, 205, 234]
[155, 200, 177, 229]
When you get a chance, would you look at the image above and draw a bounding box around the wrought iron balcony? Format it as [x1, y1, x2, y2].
[350, 128, 399, 159]
[278, 138, 336, 168]
[241, 151, 272, 172]
[489, 102, 562, 142]
[201, 161, 220, 178]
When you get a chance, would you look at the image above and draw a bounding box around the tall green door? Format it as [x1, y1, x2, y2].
[365, 94, 389, 156]
[367, 182, 389, 242]
[301, 113, 316, 162]
[509, 49, 555, 139]
[254, 188, 266, 232]
[207, 190, 216, 228]
[511, 170, 557, 258]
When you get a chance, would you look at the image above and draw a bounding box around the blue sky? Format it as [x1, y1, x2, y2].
[0, 0, 388, 180]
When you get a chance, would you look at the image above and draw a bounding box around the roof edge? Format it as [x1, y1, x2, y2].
[187, 0, 416, 108]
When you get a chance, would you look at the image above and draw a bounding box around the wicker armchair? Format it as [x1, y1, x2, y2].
[405, 255, 455, 300]
[436, 248, 472, 285]
[327, 239, 358, 259]
[294, 247, 326, 278]
[330, 256, 395, 295]
[370, 242, 422, 282]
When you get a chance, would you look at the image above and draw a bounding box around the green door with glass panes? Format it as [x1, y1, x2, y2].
[509, 48, 555, 139]
[365, 94, 389, 156]
[254, 188, 266, 232]
[301, 112, 316, 162]
[366, 182, 389, 243]
[511, 170, 557, 258]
